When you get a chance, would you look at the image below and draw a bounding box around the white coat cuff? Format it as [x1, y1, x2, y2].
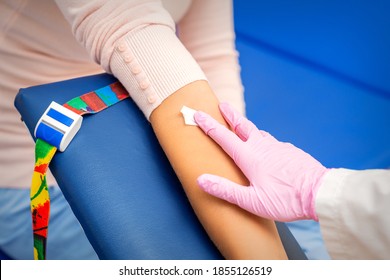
[315, 168, 357, 259]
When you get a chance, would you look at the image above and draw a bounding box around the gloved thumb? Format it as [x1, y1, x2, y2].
[197, 174, 256, 210]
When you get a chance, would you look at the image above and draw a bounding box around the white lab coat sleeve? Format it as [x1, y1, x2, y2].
[315, 168, 390, 259]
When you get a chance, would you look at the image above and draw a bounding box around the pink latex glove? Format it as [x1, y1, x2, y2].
[194, 103, 329, 222]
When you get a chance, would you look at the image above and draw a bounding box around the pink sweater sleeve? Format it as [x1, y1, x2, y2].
[55, 0, 207, 119]
[55, 0, 244, 119]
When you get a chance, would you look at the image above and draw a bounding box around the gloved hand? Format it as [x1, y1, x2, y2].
[194, 102, 329, 222]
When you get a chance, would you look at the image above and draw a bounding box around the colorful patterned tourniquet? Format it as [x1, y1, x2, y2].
[31, 82, 129, 260]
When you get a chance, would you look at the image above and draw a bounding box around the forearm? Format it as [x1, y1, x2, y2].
[150, 81, 287, 259]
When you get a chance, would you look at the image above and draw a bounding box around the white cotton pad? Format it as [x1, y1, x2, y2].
[180, 105, 198, 126]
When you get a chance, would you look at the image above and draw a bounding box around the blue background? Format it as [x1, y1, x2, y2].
[233, 0, 390, 259]
[234, 0, 390, 170]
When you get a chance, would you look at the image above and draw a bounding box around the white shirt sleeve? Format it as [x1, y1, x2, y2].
[315, 168, 390, 259]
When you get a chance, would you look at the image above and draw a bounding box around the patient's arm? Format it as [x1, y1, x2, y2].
[150, 80, 287, 259]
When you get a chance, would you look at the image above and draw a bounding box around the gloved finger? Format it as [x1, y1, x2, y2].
[219, 102, 259, 142]
[194, 111, 243, 160]
[197, 174, 260, 215]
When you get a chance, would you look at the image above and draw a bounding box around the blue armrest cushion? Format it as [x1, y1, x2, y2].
[15, 73, 223, 260]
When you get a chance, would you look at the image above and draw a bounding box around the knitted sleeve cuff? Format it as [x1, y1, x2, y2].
[110, 24, 207, 119]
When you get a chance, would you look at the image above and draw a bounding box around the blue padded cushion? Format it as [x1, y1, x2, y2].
[14, 73, 306, 260]
[15, 74, 223, 260]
